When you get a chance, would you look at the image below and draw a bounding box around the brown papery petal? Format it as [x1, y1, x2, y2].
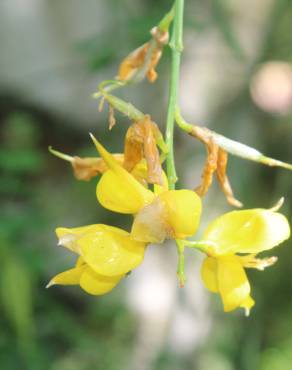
[123, 123, 144, 172]
[72, 155, 124, 181]
[108, 105, 116, 130]
[124, 116, 163, 185]
[146, 48, 162, 83]
[195, 138, 218, 197]
[190, 126, 242, 207]
[216, 149, 242, 208]
[142, 117, 163, 185]
[118, 43, 150, 82]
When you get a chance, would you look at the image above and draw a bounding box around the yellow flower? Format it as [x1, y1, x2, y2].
[200, 208, 290, 314]
[91, 136, 202, 243]
[47, 224, 146, 295]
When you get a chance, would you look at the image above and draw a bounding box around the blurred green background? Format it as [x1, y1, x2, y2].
[0, 1, 292, 369]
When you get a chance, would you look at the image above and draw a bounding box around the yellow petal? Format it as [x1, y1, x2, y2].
[130, 160, 168, 191]
[131, 197, 168, 243]
[90, 134, 123, 173]
[202, 209, 290, 255]
[131, 159, 148, 186]
[159, 190, 202, 239]
[201, 257, 219, 293]
[46, 266, 85, 288]
[79, 266, 123, 295]
[76, 256, 86, 267]
[240, 295, 255, 316]
[56, 225, 104, 253]
[153, 170, 169, 195]
[77, 224, 146, 276]
[217, 256, 251, 312]
[96, 170, 153, 214]
[131, 189, 202, 243]
[92, 137, 154, 214]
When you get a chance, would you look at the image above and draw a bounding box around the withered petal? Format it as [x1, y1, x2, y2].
[72, 155, 124, 181]
[216, 149, 243, 208]
[195, 139, 218, 197]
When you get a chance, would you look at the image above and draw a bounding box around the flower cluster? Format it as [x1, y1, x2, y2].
[47, 138, 202, 293]
[48, 136, 290, 315]
[48, 6, 291, 315]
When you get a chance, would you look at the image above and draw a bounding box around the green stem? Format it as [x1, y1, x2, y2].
[165, 0, 184, 189]
[158, 4, 175, 32]
[183, 240, 217, 253]
[165, 0, 185, 286]
[175, 105, 193, 133]
[176, 239, 186, 287]
[92, 80, 127, 99]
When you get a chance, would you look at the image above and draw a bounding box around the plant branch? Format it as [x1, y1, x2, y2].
[165, 0, 184, 188]
[92, 6, 175, 100]
[175, 106, 292, 170]
[176, 239, 186, 287]
[165, 0, 185, 286]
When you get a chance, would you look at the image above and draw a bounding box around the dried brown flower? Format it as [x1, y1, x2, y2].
[124, 115, 163, 185]
[118, 27, 169, 83]
[190, 126, 242, 207]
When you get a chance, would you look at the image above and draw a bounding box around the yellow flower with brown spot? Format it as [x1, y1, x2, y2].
[200, 208, 290, 314]
[91, 136, 202, 244]
[47, 224, 146, 295]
